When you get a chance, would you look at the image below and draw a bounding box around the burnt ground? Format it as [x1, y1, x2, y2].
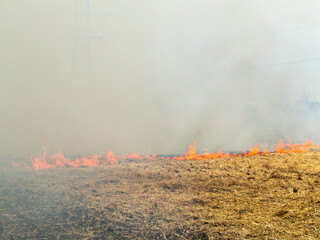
[1, 152, 320, 239]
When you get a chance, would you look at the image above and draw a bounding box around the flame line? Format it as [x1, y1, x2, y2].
[12, 140, 320, 170]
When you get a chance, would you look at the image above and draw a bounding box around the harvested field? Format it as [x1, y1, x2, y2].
[1, 152, 320, 239]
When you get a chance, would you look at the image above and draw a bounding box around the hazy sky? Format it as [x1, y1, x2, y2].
[1, 0, 320, 158]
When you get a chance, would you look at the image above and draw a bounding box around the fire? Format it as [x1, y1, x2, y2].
[174, 142, 270, 160]
[174, 140, 319, 160]
[14, 146, 155, 170]
[275, 139, 318, 153]
[12, 139, 320, 169]
[175, 141, 235, 160]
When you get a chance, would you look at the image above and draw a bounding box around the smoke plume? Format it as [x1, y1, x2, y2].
[1, 0, 320, 159]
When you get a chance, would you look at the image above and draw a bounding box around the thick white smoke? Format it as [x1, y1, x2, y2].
[1, 0, 320, 158]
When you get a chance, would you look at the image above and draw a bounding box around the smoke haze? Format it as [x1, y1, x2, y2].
[1, 0, 320, 158]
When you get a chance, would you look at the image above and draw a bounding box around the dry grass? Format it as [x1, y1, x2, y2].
[1, 151, 320, 239]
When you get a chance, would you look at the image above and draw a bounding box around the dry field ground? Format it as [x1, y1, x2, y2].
[1, 151, 320, 239]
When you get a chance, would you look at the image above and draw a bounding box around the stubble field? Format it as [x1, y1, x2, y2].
[1, 151, 320, 239]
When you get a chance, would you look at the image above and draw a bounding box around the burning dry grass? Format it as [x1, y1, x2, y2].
[1, 151, 320, 239]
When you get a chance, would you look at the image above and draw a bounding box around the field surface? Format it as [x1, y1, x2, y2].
[1, 152, 320, 239]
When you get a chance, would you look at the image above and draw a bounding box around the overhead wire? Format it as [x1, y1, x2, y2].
[224, 21, 320, 43]
[198, 20, 320, 76]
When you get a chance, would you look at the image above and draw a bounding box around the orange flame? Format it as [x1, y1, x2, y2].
[174, 140, 320, 160]
[275, 139, 319, 153]
[14, 146, 156, 170]
[12, 139, 320, 169]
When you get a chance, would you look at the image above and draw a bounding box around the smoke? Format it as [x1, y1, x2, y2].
[1, 0, 320, 159]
